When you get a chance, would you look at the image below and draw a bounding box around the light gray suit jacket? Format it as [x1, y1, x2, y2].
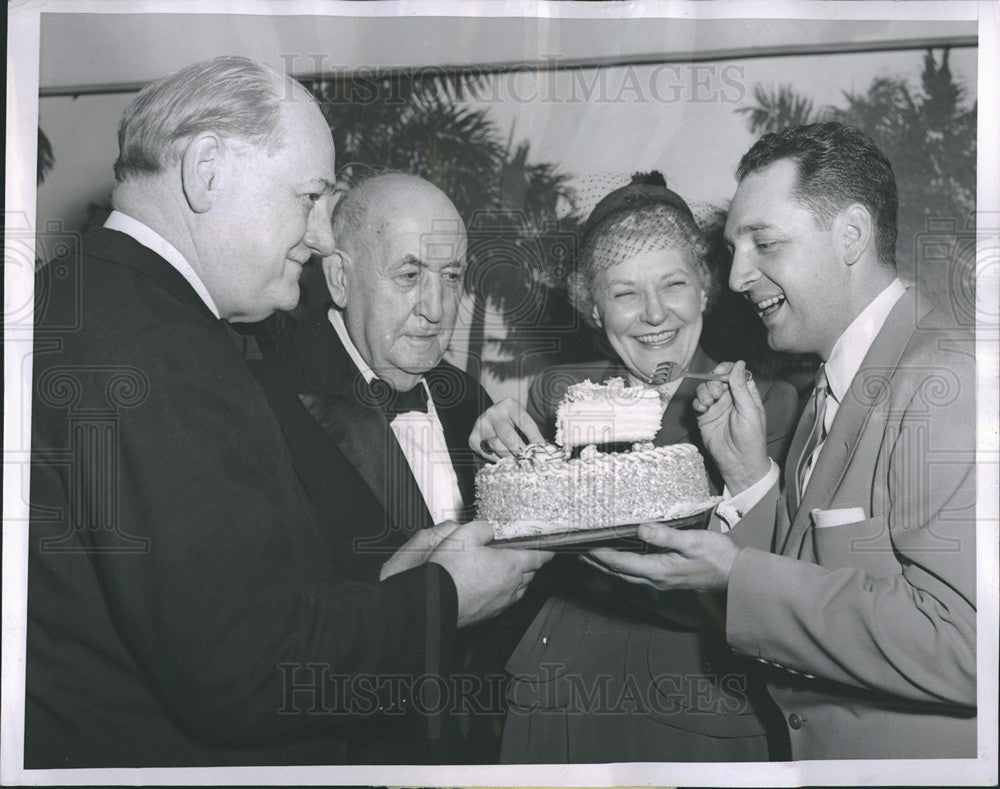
[723, 287, 977, 759]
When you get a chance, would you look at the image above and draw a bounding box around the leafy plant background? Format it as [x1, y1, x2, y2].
[43, 49, 975, 395]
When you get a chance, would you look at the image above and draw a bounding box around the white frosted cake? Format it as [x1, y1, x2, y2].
[476, 378, 719, 540]
[555, 377, 661, 448]
[477, 442, 716, 539]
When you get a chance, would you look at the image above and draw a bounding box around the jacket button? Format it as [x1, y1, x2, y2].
[788, 713, 803, 730]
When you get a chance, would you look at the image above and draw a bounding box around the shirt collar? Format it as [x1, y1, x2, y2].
[328, 307, 378, 384]
[824, 278, 906, 403]
[327, 308, 432, 403]
[104, 210, 220, 318]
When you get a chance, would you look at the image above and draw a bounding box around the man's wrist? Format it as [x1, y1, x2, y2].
[716, 460, 779, 531]
[716, 543, 742, 593]
[723, 460, 771, 495]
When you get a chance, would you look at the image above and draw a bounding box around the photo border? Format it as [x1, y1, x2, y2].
[4, 1, 997, 786]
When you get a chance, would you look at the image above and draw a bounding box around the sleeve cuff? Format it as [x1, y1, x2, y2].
[378, 562, 458, 679]
[715, 460, 779, 532]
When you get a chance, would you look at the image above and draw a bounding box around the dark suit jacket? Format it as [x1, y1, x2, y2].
[251, 314, 490, 575]
[250, 315, 499, 762]
[26, 228, 458, 768]
[500, 349, 800, 763]
[724, 288, 977, 759]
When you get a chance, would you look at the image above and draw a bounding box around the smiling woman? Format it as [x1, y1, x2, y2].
[575, 200, 713, 385]
[482, 172, 801, 764]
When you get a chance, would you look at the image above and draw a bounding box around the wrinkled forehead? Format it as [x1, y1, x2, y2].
[415, 216, 468, 267]
[363, 197, 467, 269]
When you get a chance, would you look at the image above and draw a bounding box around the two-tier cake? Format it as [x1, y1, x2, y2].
[475, 378, 718, 540]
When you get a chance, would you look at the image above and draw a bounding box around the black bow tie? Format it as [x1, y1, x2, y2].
[366, 378, 429, 420]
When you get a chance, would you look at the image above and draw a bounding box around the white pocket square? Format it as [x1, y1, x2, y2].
[810, 507, 866, 529]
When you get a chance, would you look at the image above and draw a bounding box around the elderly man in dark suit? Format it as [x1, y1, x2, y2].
[587, 123, 976, 760]
[252, 173, 513, 761]
[26, 56, 549, 769]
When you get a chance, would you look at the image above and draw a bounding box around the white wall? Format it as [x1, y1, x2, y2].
[37, 93, 131, 231]
[36, 13, 977, 233]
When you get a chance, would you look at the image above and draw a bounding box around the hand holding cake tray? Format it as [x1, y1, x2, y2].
[475, 378, 720, 549]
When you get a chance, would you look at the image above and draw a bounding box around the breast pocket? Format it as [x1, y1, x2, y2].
[810, 512, 903, 577]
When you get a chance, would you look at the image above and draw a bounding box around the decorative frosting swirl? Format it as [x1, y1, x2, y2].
[563, 376, 657, 404]
[517, 442, 565, 467]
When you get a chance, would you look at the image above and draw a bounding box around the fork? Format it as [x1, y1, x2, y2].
[642, 360, 753, 386]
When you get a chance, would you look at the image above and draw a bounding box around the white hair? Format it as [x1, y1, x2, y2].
[113, 55, 316, 181]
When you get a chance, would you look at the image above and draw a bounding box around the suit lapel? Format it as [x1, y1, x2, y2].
[780, 288, 920, 555]
[294, 319, 433, 535]
[86, 227, 218, 324]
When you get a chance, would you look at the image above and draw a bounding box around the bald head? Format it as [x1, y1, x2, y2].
[332, 174, 464, 260]
[324, 174, 468, 391]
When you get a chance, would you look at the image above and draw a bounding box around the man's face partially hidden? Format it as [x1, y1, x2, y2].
[724, 159, 847, 359]
[342, 189, 467, 392]
[203, 98, 337, 322]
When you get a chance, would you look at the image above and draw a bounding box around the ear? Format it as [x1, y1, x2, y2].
[836, 203, 872, 266]
[591, 304, 603, 328]
[181, 133, 223, 214]
[322, 250, 350, 308]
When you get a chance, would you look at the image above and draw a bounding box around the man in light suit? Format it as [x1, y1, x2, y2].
[253, 173, 511, 762]
[26, 57, 548, 768]
[587, 122, 976, 759]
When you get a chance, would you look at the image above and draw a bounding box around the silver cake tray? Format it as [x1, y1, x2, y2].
[490, 506, 714, 551]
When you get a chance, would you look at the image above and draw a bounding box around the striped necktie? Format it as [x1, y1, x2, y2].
[791, 364, 828, 513]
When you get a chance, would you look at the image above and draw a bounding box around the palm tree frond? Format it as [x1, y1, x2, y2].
[38, 128, 55, 185]
[735, 84, 821, 134]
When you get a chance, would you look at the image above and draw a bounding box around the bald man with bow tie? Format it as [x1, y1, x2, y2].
[252, 173, 525, 763]
[27, 59, 548, 770]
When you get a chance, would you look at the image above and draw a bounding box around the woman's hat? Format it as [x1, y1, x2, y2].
[583, 170, 695, 239]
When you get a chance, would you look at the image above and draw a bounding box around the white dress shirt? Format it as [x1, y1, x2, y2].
[104, 211, 220, 318]
[716, 278, 906, 529]
[328, 309, 465, 525]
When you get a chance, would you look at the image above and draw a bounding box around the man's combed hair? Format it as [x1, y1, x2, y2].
[736, 122, 898, 268]
[113, 56, 300, 182]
